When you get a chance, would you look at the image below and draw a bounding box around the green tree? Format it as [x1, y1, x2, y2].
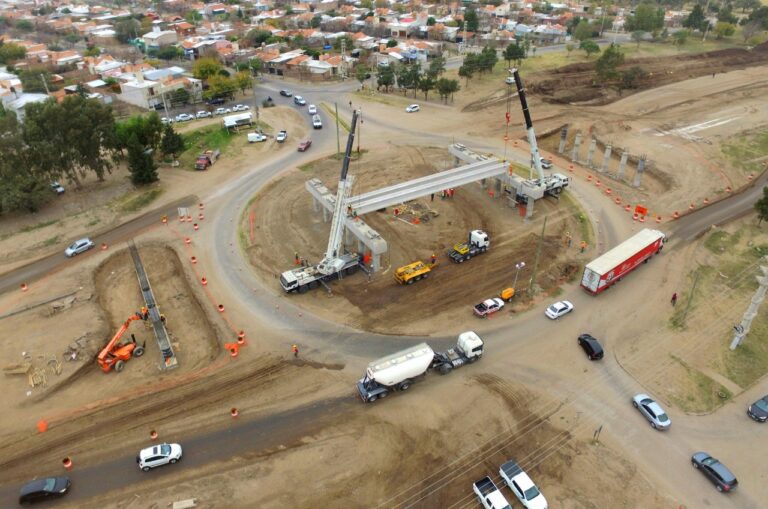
[478, 46, 498, 73]
[435, 77, 459, 103]
[673, 29, 689, 49]
[683, 5, 708, 31]
[717, 6, 738, 24]
[714, 22, 736, 39]
[185, 10, 203, 24]
[15, 19, 33, 31]
[377, 65, 394, 92]
[172, 87, 190, 105]
[573, 20, 593, 41]
[19, 69, 55, 93]
[458, 54, 477, 86]
[0, 42, 26, 64]
[417, 74, 435, 100]
[192, 58, 223, 80]
[160, 124, 184, 158]
[156, 46, 182, 60]
[84, 46, 101, 57]
[622, 66, 647, 89]
[595, 43, 624, 82]
[115, 19, 141, 43]
[396, 64, 413, 95]
[465, 9, 479, 32]
[310, 16, 321, 28]
[23, 95, 118, 187]
[747, 6, 768, 29]
[63, 33, 80, 47]
[631, 30, 645, 48]
[504, 42, 525, 66]
[205, 74, 237, 100]
[249, 57, 263, 75]
[386, 39, 398, 48]
[565, 43, 575, 58]
[0, 112, 50, 214]
[580, 40, 600, 58]
[756, 187, 768, 225]
[126, 133, 158, 185]
[427, 55, 446, 78]
[333, 35, 354, 51]
[115, 113, 164, 152]
[235, 71, 253, 93]
[625, 4, 664, 32]
[356, 63, 370, 85]
[245, 29, 272, 47]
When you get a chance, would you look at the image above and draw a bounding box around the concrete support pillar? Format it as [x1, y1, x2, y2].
[480, 178, 487, 189]
[372, 254, 381, 272]
[558, 127, 568, 154]
[571, 132, 582, 162]
[322, 207, 329, 222]
[358, 240, 365, 253]
[617, 150, 629, 180]
[312, 197, 319, 213]
[526, 195, 534, 219]
[586, 138, 597, 168]
[345, 227, 352, 245]
[495, 178, 502, 195]
[633, 157, 646, 188]
[600, 144, 612, 173]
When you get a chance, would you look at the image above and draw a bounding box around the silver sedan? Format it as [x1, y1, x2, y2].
[632, 393, 671, 430]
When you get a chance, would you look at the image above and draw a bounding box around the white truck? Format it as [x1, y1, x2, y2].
[448, 230, 490, 263]
[499, 460, 548, 509]
[473, 476, 513, 509]
[356, 332, 484, 402]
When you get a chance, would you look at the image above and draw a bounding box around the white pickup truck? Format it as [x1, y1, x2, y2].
[473, 476, 512, 509]
[499, 460, 548, 509]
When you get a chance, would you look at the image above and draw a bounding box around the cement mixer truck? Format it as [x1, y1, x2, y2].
[356, 332, 484, 403]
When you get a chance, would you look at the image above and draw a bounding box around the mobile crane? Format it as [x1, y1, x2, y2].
[97, 314, 146, 373]
[280, 110, 361, 293]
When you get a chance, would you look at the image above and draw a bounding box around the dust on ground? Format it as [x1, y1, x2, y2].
[243, 144, 584, 335]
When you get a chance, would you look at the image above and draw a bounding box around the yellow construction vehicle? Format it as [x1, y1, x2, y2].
[394, 261, 432, 285]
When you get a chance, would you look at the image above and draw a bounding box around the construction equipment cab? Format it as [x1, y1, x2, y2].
[97, 315, 146, 373]
[449, 230, 490, 263]
[394, 261, 431, 285]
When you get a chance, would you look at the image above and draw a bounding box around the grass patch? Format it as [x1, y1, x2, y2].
[20, 219, 59, 233]
[669, 354, 732, 413]
[178, 125, 239, 170]
[670, 265, 714, 330]
[721, 128, 768, 174]
[320, 103, 350, 132]
[42, 235, 60, 247]
[721, 312, 768, 388]
[87, 218, 100, 227]
[118, 188, 163, 213]
[703, 230, 733, 254]
[559, 191, 592, 247]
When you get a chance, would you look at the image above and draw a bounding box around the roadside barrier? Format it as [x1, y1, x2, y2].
[230, 408, 239, 418]
[150, 430, 158, 440]
[62, 457, 73, 470]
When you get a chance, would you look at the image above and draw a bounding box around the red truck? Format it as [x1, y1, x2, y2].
[194, 149, 220, 170]
[581, 228, 666, 295]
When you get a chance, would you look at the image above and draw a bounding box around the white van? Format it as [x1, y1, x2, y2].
[312, 114, 322, 129]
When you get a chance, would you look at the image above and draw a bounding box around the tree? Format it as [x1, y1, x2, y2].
[427, 17, 436, 26]
[160, 124, 184, 158]
[625, 4, 664, 32]
[249, 58, 263, 76]
[23, 95, 118, 187]
[396, 64, 413, 94]
[418, 74, 435, 100]
[741, 21, 763, 42]
[206, 75, 237, 100]
[185, 10, 203, 24]
[565, 43, 575, 58]
[736, 0, 761, 13]
[15, 19, 33, 32]
[747, 6, 768, 29]
[235, 71, 253, 94]
[0, 43, 26, 64]
[19, 69, 54, 93]
[377, 64, 394, 92]
[458, 55, 477, 86]
[465, 9, 479, 33]
[192, 58, 222, 80]
[84, 46, 101, 57]
[717, 6, 738, 25]
[126, 134, 158, 185]
[172, 87, 190, 106]
[436, 77, 459, 103]
[595, 43, 624, 82]
[356, 63, 370, 86]
[333, 35, 354, 51]
[63, 33, 80, 47]
[115, 19, 140, 44]
[427, 55, 446, 79]
[714, 22, 736, 39]
[0, 112, 50, 214]
[156, 46, 182, 60]
[478, 46, 498, 73]
[245, 29, 272, 47]
[579, 40, 600, 58]
[115, 114, 164, 152]
[631, 30, 645, 48]
[386, 39, 398, 48]
[310, 16, 321, 28]
[622, 66, 648, 89]
[673, 29, 689, 49]
[683, 5, 708, 31]
[756, 187, 768, 225]
[573, 20, 593, 41]
[504, 42, 525, 66]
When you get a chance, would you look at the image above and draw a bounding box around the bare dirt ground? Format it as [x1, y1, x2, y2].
[243, 145, 584, 335]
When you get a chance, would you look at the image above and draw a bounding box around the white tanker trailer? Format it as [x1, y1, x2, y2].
[356, 332, 484, 403]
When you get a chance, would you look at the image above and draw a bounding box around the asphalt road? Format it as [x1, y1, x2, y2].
[0, 196, 197, 295]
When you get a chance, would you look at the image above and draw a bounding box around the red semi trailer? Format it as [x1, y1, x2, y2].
[581, 229, 666, 295]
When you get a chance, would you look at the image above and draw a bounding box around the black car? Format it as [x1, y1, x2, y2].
[279, 89, 292, 97]
[207, 97, 226, 105]
[747, 394, 768, 422]
[691, 452, 738, 492]
[19, 476, 71, 504]
[577, 334, 604, 360]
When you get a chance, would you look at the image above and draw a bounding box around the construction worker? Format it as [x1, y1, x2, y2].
[160, 314, 167, 325]
[671, 293, 678, 306]
[431, 253, 437, 266]
[140, 306, 149, 320]
[580, 241, 587, 253]
[291, 344, 299, 358]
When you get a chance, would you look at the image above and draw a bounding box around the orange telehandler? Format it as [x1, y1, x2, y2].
[97, 315, 146, 373]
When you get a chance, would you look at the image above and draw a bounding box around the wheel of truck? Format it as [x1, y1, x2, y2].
[133, 346, 145, 358]
[467, 356, 477, 364]
[415, 275, 422, 281]
[114, 360, 125, 372]
[399, 381, 411, 391]
[458, 258, 464, 264]
[466, 254, 472, 260]
[439, 365, 452, 375]
[407, 278, 414, 285]
[348, 265, 358, 274]
[309, 281, 318, 289]
[422, 273, 428, 279]
[480, 246, 487, 253]
[367, 394, 378, 402]
[378, 391, 387, 398]
[298, 285, 308, 293]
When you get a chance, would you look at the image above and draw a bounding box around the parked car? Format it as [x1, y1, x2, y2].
[577, 334, 604, 360]
[137, 443, 183, 472]
[308, 104, 317, 115]
[18, 476, 71, 505]
[747, 394, 768, 422]
[276, 130, 288, 143]
[294, 95, 306, 106]
[691, 452, 738, 492]
[248, 132, 267, 143]
[405, 104, 420, 113]
[175, 113, 194, 122]
[160, 117, 174, 124]
[50, 182, 65, 195]
[279, 89, 292, 97]
[214, 107, 227, 116]
[64, 238, 95, 257]
[539, 157, 553, 169]
[499, 460, 548, 509]
[298, 139, 312, 152]
[632, 394, 671, 430]
[474, 298, 505, 318]
[232, 104, 250, 111]
[545, 300, 574, 320]
[196, 111, 212, 118]
[207, 97, 226, 105]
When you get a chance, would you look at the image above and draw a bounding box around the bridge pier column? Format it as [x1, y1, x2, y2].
[322, 207, 329, 222]
[312, 197, 319, 213]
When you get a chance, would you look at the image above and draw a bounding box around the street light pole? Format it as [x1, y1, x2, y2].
[513, 261, 526, 290]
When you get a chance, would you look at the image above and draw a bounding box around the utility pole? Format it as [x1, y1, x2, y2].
[730, 259, 768, 350]
[39, 73, 50, 94]
[356, 108, 361, 154]
[702, 0, 712, 42]
[528, 216, 547, 294]
[334, 102, 340, 155]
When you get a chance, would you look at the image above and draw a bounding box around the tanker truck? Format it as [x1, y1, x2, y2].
[356, 332, 484, 403]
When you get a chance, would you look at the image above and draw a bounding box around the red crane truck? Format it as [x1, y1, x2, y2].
[581, 228, 666, 295]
